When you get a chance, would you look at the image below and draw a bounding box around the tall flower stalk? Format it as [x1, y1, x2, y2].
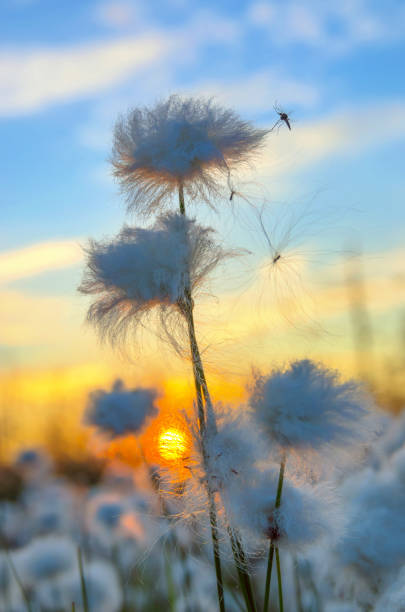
[80, 95, 268, 612]
[263, 456, 285, 612]
[78, 94, 381, 612]
[176, 180, 226, 610]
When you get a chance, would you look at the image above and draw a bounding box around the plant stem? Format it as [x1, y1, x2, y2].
[275, 548, 284, 612]
[77, 547, 89, 612]
[228, 527, 257, 612]
[177, 183, 225, 612]
[263, 457, 286, 612]
[4, 548, 32, 612]
[263, 543, 275, 612]
[274, 458, 285, 509]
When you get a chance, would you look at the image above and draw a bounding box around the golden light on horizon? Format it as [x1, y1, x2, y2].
[158, 427, 189, 462]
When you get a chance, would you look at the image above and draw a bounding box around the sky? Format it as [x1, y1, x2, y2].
[0, 0, 404, 451]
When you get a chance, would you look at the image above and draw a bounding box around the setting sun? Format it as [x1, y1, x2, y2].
[158, 427, 189, 462]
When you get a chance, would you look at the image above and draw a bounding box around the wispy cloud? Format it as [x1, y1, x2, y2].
[247, 1, 405, 55]
[0, 35, 171, 115]
[94, 1, 142, 29]
[0, 289, 78, 345]
[186, 69, 320, 113]
[251, 100, 405, 179]
[0, 240, 83, 284]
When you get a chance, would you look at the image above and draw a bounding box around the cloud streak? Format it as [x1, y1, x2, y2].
[0, 35, 170, 115]
[250, 100, 405, 180]
[0, 240, 83, 284]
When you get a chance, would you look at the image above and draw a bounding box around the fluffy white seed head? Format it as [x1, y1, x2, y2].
[79, 212, 229, 347]
[226, 468, 340, 553]
[249, 359, 377, 453]
[38, 560, 122, 612]
[13, 536, 76, 583]
[203, 405, 266, 492]
[337, 467, 405, 578]
[112, 94, 268, 215]
[84, 379, 158, 438]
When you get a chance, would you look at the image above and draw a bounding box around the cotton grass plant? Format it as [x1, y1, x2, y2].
[78, 94, 380, 611]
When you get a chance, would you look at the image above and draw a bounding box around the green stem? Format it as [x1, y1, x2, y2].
[177, 183, 225, 612]
[275, 458, 285, 509]
[275, 548, 284, 612]
[228, 527, 257, 612]
[263, 457, 286, 612]
[4, 549, 32, 612]
[263, 543, 275, 612]
[77, 548, 89, 612]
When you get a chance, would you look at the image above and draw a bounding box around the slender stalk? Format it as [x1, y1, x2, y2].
[263, 457, 286, 612]
[177, 182, 225, 612]
[4, 548, 32, 612]
[275, 548, 284, 612]
[263, 543, 275, 612]
[274, 458, 285, 509]
[228, 527, 257, 612]
[77, 547, 89, 612]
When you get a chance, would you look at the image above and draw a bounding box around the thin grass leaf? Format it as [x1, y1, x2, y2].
[77, 547, 89, 612]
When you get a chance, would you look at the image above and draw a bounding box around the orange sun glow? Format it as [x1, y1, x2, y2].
[158, 427, 189, 462]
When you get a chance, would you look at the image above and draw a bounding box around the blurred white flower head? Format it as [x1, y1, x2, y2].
[112, 94, 268, 215]
[84, 379, 158, 438]
[79, 212, 228, 346]
[14, 536, 76, 583]
[203, 405, 265, 492]
[39, 560, 122, 612]
[249, 359, 377, 453]
[227, 468, 340, 553]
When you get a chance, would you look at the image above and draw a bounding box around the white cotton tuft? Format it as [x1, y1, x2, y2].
[13, 536, 76, 583]
[79, 212, 229, 347]
[337, 467, 405, 578]
[112, 94, 268, 215]
[84, 379, 158, 437]
[38, 560, 122, 612]
[203, 405, 266, 491]
[249, 359, 378, 453]
[226, 467, 342, 553]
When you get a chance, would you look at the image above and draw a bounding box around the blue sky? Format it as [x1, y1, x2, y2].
[0, 0, 404, 380]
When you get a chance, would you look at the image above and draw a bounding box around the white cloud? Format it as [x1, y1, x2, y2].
[95, 1, 142, 29]
[188, 69, 320, 113]
[252, 100, 405, 179]
[247, 0, 404, 54]
[0, 35, 171, 115]
[0, 240, 83, 284]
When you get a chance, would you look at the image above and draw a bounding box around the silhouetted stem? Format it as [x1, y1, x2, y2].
[275, 548, 284, 612]
[178, 183, 225, 612]
[4, 547, 32, 612]
[263, 457, 286, 612]
[263, 543, 275, 612]
[228, 527, 257, 612]
[77, 547, 89, 612]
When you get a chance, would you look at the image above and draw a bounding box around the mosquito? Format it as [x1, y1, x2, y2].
[272, 103, 292, 131]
